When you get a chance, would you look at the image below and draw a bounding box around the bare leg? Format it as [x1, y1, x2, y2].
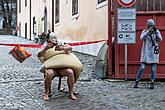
[59, 68, 77, 100]
[67, 69, 77, 100]
[44, 69, 55, 101]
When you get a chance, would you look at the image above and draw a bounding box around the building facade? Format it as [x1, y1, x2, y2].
[17, 0, 165, 79]
[17, 0, 108, 56]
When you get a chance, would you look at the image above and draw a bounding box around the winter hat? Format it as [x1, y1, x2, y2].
[147, 19, 155, 27]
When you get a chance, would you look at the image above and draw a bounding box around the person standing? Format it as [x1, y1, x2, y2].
[133, 19, 162, 89]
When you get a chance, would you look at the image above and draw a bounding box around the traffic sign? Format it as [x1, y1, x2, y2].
[118, 20, 136, 32]
[118, 0, 136, 7]
[117, 32, 136, 44]
[117, 8, 136, 44]
[118, 8, 136, 19]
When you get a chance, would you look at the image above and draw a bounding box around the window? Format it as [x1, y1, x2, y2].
[25, 0, 27, 7]
[96, 0, 107, 9]
[98, 0, 107, 4]
[136, 0, 165, 11]
[25, 23, 27, 39]
[33, 17, 36, 34]
[19, 0, 21, 13]
[72, 0, 78, 16]
[55, 0, 59, 23]
[19, 23, 21, 37]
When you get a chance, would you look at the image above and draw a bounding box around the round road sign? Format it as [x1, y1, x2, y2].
[118, 0, 136, 7]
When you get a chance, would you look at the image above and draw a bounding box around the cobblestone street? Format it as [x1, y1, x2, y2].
[0, 35, 165, 110]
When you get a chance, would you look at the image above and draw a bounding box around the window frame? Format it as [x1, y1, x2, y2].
[55, 0, 60, 25]
[96, 0, 107, 9]
[72, 0, 79, 19]
[33, 16, 36, 34]
[19, 0, 21, 13]
[25, 23, 27, 39]
[98, 0, 107, 4]
[25, 0, 27, 7]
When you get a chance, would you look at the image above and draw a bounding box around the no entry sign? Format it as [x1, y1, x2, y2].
[118, 0, 136, 7]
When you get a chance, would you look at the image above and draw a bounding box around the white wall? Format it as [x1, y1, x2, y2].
[31, 0, 45, 39]
[30, 0, 53, 39]
[53, 0, 108, 56]
[17, 0, 30, 39]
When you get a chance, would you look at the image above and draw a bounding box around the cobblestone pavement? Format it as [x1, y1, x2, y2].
[0, 35, 165, 110]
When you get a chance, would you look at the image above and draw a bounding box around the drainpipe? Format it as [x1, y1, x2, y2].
[108, 0, 112, 78]
[114, 0, 119, 78]
[29, 0, 31, 40]
[16, 0, 18, 35]
[52, 0, 54, 32]
[44, 7, 47, 34]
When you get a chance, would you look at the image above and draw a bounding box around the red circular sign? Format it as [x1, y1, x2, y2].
[118, 0, 136, 7]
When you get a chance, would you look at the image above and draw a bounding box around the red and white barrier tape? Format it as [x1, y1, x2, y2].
[0, 43, 42, 48]
[68, 40, 107, 46]
[0, 39, 107, 48]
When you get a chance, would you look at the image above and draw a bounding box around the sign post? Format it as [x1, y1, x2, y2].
[117, 4, 136, 80]
[117, 8, 136, 44]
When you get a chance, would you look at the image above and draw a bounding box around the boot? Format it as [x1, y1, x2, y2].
[149, 81, 154, 89]
[133, 81, 138, 88]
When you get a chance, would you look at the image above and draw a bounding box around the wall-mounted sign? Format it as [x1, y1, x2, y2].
[118, 0, 136, 7]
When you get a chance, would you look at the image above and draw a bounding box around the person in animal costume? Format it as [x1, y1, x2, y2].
[37, 32, 83, 100]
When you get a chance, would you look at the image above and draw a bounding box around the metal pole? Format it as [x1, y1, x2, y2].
[108, 0, 112, 78]
[125, 44, 128, 80]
